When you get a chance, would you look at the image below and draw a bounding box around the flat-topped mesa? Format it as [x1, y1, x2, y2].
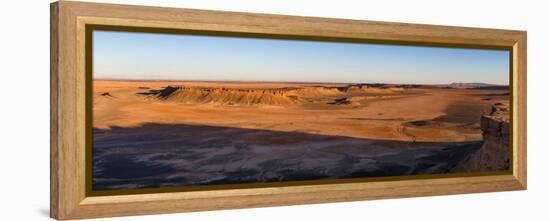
[339, 84, 405, 94]
[137, 84, 407, 106]
[140, 86, 307, 106]
[459, 102, 510, 172]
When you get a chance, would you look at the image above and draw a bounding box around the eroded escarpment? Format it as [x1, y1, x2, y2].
[459, 102, 510, 172]
[139, 86, 304, 105]
[137, 84, 404, 106]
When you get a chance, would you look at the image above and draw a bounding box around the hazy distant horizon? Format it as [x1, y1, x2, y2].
[93, 30, 510, 85]
[93, 77, 509, 86]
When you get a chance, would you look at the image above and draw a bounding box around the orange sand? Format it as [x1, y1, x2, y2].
[93, 80, 509, 142]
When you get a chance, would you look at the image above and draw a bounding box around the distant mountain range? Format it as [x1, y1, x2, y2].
[362, 82, 508, 90]
[446, 83, 494, 88]
[443, 82, 509, 89]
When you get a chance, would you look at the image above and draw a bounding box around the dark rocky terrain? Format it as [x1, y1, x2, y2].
[93, 123, 482, 190]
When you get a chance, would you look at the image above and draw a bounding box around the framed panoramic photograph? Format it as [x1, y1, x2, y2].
[50, 1, 527, 220]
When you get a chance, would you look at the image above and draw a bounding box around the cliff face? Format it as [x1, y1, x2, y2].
[460, 103, 510, 171]
[137, 84, 404, 106]
[146, 86, 304, 106]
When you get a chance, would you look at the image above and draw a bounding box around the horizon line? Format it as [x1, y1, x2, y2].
[93, 78, 509, 86]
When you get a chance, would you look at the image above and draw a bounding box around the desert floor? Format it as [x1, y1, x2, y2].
[92, 80, 509, 190]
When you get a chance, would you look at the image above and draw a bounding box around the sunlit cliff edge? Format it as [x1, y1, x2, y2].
[459, 103, 510, 171]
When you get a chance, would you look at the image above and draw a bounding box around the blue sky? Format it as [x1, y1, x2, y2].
[93, 30, 509, 85]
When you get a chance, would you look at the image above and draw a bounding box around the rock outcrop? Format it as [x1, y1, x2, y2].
[459, 103, 510, 171]
[142, 86, 304, 106]
[138, 84, 407, 106]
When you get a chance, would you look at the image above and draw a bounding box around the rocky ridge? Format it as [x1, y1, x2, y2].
[459, 102, 510, 171]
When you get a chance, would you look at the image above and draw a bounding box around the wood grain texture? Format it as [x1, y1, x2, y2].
[50, 1, 527, 219]
[50, 2, 59, 219]
[516, 33, 528, 187]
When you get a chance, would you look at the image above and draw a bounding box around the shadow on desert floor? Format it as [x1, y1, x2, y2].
[92, 123, 483, 190]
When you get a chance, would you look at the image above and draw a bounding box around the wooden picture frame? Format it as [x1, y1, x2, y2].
[50, 1, 527, 220]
